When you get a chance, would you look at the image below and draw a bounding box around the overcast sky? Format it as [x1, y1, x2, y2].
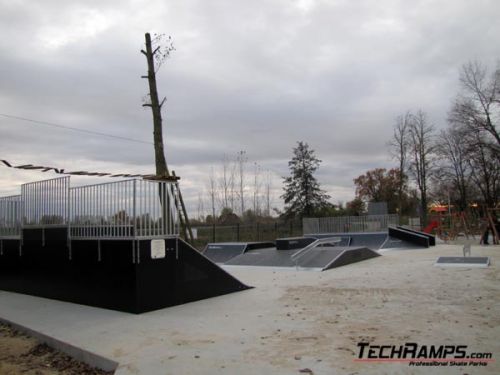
[1, 0, 499, 216]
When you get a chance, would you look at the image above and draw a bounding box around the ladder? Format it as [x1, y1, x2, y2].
[171, 171, 194, 244]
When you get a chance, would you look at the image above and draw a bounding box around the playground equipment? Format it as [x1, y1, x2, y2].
[483, 208, 500, 245]
[423, 211, 476, 241]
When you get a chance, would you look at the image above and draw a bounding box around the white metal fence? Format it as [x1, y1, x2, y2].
[303, 214, 399, 234]
[21, 176, 69, 226]
[0, 177, 179, 240]
[69, 179, 179, 239]
[0, 195, 23, 238]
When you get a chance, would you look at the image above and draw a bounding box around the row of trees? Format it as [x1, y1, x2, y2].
[354, 61, 499, 226]
[199, 141, 365, 224]
[197, 151, 278, 224]
[196, 61, 499, 225]
[437, 61, 499, 210]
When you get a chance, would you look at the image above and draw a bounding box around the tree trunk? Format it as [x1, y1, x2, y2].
[143, 33, 169, 178]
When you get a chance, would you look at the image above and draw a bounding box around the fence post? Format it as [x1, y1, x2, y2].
[237, 223, 240, 241]
[132, 180, 137, 238]
[212, 223, 216, 242]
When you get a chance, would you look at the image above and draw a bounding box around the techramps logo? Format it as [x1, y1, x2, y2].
[354, 342, 494, 368]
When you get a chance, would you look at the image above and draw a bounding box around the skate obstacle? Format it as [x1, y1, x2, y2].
[0, 177, 249, 313]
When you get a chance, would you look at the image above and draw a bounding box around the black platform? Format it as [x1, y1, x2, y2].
[0, 228, 250, 314]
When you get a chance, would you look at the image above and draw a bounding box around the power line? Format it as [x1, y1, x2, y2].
[0, 113, 153, 145]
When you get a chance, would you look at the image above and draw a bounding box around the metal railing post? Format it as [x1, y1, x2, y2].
[133, 179, 137, 239]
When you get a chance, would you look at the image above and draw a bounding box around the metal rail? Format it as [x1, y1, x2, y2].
[291, 237, 342, 268]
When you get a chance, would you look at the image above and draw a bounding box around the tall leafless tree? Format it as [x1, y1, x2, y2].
[464, 130, 500, 207]
[449, 61, 500, 149]
[435, 127, 471, 211]
[252, 162, 262, 215]
[264, 170, 273, 217]
[389, 111, 411, 214]
[218, 154, 236, 211]
[236, 150, 247, 215]
[207, 167, 218, 222]
[407, 110, 436, 226]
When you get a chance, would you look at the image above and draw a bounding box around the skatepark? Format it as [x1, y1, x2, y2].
[0, 177, 498, 374]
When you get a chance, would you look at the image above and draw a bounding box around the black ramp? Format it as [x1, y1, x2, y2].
[136, 238, 251, 312]
[245, 242, 275, 251]
[203, 243, 247, 263]
[276, 237, 316, 250]
[323, 247, 380, 270]
[295, 247, 344, 268]
[397, 226, 436, 246]
[203, 242, 276, 264]
[312, 232, 388, 250]
[388, 226, 429, 248]
[225, 248, 299, 267]
[226, 245, 381, 270]
[0, 228, 251, 313]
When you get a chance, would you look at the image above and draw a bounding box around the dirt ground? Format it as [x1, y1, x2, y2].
[0, 323, 113, 375]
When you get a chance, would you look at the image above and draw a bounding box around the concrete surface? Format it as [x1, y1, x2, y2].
[0, 243, 499, 375]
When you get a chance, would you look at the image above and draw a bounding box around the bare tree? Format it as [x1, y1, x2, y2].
[464, 130, 500, 207]
[207, 167, 218, 222]
[196, 192, 205, 221]
[449, 61, 500, 149]
[236, 151, 247, 215]
[252, 162, 262, 215]
[389, 111, 411, 214]
[407, 110, 436, 226]
[435, 127, 471, 211]
[264, 170, 273, 217]
[218, 154, 236, 211]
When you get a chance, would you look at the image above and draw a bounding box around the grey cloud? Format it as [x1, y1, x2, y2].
[1, 0, 500, 215]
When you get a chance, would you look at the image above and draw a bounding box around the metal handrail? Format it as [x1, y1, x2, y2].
[291, 236, 342, 267]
